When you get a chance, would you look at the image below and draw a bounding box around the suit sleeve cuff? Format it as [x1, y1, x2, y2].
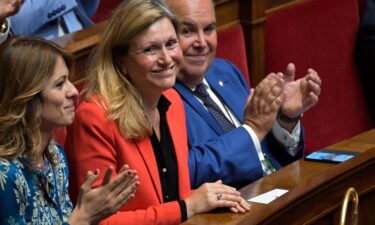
[241, 124, 265, 160]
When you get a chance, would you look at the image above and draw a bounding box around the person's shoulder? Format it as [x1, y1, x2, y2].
[207, 58, 243, 79]
[208, 58, 240, 75]
[211, 58, 237, 68]
[75, 95, 107, 118]
[0, 157, 23, 174]
[0, 157, 26, 190]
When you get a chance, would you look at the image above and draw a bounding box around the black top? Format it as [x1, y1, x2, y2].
[150, 95, 187, 222]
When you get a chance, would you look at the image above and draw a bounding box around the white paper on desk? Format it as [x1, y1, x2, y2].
[248, 189, 288, 204]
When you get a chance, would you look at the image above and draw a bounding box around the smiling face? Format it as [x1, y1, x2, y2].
[166, 0, 217, 87]
[122, 17, 182, 97]
[40, 56, 78, 132]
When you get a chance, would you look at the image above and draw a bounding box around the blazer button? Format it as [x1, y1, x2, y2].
[61, 4, 66, 11]
[47, 12, 52, 19]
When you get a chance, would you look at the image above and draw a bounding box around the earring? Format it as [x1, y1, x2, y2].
[123, 68, 128, 75]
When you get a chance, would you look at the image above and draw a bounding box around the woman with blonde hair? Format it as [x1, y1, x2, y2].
[65, 0, 251, 224]
[0, 36, 139, 225]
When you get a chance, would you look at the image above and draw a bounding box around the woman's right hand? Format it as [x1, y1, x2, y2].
[68, 164, 139, 225]
[184, 180, 251, 218]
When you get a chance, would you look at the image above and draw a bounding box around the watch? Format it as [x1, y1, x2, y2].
[0, 20, 8, 33]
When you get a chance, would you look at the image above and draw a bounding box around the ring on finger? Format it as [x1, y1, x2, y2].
[217, 194, 224, 201]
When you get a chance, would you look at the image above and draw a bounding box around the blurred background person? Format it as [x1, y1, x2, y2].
[0, 0, 23, 43]
[9, 0, 99, 40]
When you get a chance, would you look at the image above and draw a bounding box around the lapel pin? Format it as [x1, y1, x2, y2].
[218, 81, 224, 87]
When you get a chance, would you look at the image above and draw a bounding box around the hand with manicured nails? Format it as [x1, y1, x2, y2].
[68, 165, 139, 225]
[184, 180, 251, 218]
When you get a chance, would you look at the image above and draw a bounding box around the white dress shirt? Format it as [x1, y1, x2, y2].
[0, 19, 10, 44]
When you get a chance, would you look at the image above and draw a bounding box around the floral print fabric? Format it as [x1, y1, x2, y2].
[0, 142, 72, 225]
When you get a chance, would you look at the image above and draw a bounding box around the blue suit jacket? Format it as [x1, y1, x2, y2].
[10, 0, 99, 39]
[174, 59, 304, 189]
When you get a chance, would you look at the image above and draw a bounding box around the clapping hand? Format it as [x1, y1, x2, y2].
[69, 164, 139, 225]
[243, 72, 286, 141]
[281, 63, 322, 119]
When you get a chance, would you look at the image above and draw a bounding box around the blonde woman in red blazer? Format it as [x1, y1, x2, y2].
[65, 0, 251, 224]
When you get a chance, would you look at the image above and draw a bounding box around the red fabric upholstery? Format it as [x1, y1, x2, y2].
[91, 0, 123, 23]
[265, 0, 373, 153]
[216, 24, 251, 86]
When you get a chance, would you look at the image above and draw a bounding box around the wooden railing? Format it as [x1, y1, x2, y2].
[182, 129, 375, 225]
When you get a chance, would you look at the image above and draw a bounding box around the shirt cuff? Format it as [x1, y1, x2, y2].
[241, 124, 264, 160]
[272, 120, 301, 156]
[179, 200, 187, 222]
[0, 19, 9, 43]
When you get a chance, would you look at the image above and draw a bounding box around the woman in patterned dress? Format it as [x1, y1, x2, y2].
[0, 36, 139, 225]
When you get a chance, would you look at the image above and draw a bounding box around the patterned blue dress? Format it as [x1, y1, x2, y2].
[0, 142, 73, 225]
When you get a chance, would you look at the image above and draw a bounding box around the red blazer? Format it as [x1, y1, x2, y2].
[65, 89, 191, 225]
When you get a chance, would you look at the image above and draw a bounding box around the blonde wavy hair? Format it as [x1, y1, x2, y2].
[85, 0, 178, 140]
[0, 37, 72, 163]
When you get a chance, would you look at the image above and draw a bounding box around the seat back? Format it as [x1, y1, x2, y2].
[91, 0, 123, 23]
[265, 0, 373, 153]
[216, 23, 251, 86]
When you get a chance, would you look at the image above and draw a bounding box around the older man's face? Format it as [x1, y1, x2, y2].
[166, 0, 217, 87]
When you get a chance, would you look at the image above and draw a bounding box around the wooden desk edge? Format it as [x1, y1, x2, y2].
[183, 129, 375, 225]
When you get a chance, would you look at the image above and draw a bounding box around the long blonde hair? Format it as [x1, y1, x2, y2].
[85, 0, 178, 140]
[0, 37, 72, 162]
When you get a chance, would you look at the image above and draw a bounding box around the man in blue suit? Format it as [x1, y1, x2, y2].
[165, 0, 322, 189]
[9, 0, 99, 40]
